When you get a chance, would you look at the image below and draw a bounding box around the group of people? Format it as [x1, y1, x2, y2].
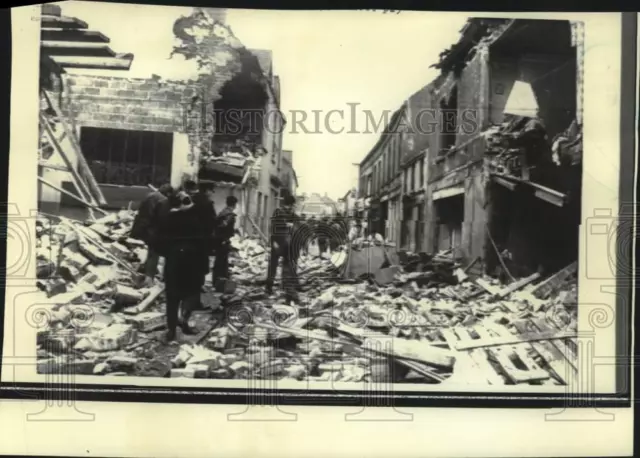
[130, 181, 370, 342]
[130, 180, 238, 342]
[293, 213, 354, 258]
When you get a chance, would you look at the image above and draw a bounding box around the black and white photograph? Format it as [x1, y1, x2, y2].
[28, 3, 590, 386]
[1, 3, 636, 456]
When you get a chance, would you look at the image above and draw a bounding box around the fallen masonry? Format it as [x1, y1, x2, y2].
[34, 211, 579, 385]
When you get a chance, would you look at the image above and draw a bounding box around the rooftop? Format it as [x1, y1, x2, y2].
[40, 4, 134, 71]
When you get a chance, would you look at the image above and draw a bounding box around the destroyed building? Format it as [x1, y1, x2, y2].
[34, 10, 581, 387]
[37, 4, 296, 237]
[280, 149, 298, 197]
[358, 18, 584, 278]
[357, 105, 406, 243]
[38, 3, 136, 218]
[424, 18, 584, 277]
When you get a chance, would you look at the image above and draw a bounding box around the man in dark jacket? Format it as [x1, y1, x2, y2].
[191, 180, 217, 291]
[316, 216, 330, 257]
[156, 190, 202, 342]
[266, 194, 299, 302]
[212, 195, 238, 289]
[131, 183, 173, 284]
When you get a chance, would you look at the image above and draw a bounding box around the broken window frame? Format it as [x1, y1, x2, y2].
[79, 127, 173, 188]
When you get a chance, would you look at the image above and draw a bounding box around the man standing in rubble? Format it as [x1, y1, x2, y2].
[156, 189, 201, 341]
[266, 193, 300, 303]
[212, 195, 238, 290]
[191, 180, 217, 292]
[131, 183, 174, 286]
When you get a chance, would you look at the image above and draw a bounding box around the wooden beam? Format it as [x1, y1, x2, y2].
[50, 55, 133, 71]
[41, 15, 88, 29]
[40, 111, 97, 207]
[42, 90, 108, 206]
[495, 272, 541, 299]
[533, 187, 565, 207]
[38, 176, 107, 217]
[41, 41, 116, 58]
[456, 329, 577, 351]
[38, 162, 70, 173]
[530, 262, 578, 299]
[41, 28, 110, 43]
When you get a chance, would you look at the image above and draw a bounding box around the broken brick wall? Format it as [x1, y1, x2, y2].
[489, 54, 577, 139]
[456, 48, 489, 147]
[55, 74, 208, 207]
[61, 74, 193, 133]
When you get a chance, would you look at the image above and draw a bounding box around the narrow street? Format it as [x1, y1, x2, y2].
[36, 209, 578, 385]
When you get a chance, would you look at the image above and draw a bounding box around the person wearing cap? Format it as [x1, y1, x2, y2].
[266, 193, 300, 302]
[212, 195, 238, 289]
[131, 183, 174, 286]
[155, 190, 201, 341]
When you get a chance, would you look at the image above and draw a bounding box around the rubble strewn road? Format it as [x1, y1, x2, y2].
[35, 211, 578, 385]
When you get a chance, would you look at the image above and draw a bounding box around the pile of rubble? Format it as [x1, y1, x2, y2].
[35, 211, 579, 385]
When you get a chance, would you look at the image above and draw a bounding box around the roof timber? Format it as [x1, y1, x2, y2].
[42, 40, 116, 58]
[49, 55, 134, 71]
[41, 28, 110, 43]
[41, 15, 88, 29]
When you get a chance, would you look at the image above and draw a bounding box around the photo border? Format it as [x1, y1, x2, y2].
[0, 5, 636, 410]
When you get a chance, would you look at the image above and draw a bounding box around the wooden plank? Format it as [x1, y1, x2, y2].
[454, 329, 578, 351]
[40, 112, 96, 207]
[38, 177, 107, 219]
[130, 285, 165, 314]
[482, 322, 552, 381]
[512, 320, 575, 385]
[453, 327, 504, 385]
[496, 272, 542, 299]
[530, 318, 578, 371]
[42, 90, 107, 205]
[362, 336, 455, 370]
[40, 28, 110, 43]
[41, 40, 116, 57]
[247, 215, 268, 243]
[530, 262, 578, 299]
[49, 55, 133, 71]
[473, 325, 549, 384]
[475, 278, 501, 296]
[440, 328, 489, 384]
[41, 15, 88, 29]
[66, 221, 138, 275]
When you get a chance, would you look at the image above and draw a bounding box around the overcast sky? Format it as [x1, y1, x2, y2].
[56, 2, 467, 199]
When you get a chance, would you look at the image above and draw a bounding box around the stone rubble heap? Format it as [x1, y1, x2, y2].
[35, 211, 578, 385]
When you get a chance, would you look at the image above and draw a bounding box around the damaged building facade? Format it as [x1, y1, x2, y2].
[424, 18, 584, 277]
[38, 5, 294, 237]
[357, 18, 584, 278]
[357, 105, 406, 245]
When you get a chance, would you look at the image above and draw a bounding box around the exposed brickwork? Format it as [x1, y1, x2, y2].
[61, 74, 200, 133]
[457, 51, 483, 147]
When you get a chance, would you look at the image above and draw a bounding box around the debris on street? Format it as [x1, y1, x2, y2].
[35, 210, 579, 385]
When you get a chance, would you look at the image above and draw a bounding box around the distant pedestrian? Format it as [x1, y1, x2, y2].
[131, 183, 174, 286]
[212, 195, 238, 290]
[317, 216, 331, 256]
